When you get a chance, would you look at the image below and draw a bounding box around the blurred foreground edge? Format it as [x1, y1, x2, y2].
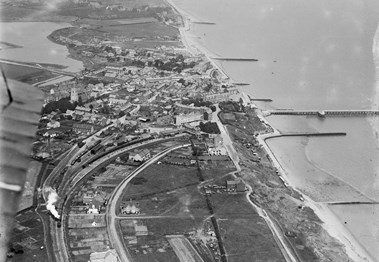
[0, 77, 43, 261]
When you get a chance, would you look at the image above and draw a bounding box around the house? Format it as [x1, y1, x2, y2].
[47, 120, 60, 129]
[208, 147, 227, 156]
[129, 149, 150, 162]
[226, 179, 246, 192]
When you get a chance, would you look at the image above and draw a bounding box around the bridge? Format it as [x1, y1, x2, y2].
[0, 59, 76, 77]
[267, 109, 379, 117]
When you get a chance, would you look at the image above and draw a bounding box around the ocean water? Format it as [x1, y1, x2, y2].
[171, 0, 379, 259]
[0, 22, 83, 72]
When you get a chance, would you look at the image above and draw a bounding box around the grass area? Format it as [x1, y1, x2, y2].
[99, 22, 179, 39]
[121, 164, 199, 202]
[218, 218, 283, 262]
[199, 160, 236, 181]
[132, 184, 209, 217]
[219, 108, 268, 135]
[209, 194, 284, 261]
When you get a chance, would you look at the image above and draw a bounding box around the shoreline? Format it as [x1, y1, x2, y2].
[166, 0, 375, 261]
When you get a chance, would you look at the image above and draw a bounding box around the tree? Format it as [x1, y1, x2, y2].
[78, 96, 83, 106]
[210, 105, 217, 112]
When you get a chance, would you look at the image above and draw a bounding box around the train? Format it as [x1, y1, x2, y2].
[71, 139, 102, 165]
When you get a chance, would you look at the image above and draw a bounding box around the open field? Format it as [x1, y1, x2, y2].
[120, 164, 199, 203]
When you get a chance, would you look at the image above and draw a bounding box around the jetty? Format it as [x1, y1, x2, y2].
[267, 109, 379, 117]
[211, 57, 258, 62]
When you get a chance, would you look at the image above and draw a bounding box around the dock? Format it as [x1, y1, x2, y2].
[267, 109, 379, 117]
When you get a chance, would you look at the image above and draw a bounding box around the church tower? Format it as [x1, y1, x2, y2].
[70, 87, 79, 102]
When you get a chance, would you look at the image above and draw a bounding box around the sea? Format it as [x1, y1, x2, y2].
[171, 0, 379, 259]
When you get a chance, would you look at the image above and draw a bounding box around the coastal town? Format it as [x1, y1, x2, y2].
[1, 0, 375, 262]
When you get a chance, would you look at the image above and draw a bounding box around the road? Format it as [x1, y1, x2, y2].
[106, 143, 191, 262]
[213, 107, 241, 172]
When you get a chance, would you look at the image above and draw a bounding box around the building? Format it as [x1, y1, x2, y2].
[208, 147, 227, 156]
[226, 179, 246, 192]
[90, 249, 119, 262]
[129, 149, 150, 162]
[72, 123, 100, 135]
[175, 112, 203, 126]
[203, 89, 239, 103]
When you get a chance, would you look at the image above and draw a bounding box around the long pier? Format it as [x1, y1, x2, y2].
[211, 57, 259, 62]
[267, 109, 379, 117]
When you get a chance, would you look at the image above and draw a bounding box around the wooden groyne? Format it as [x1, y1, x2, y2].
[192, 21, 216, 25]
[262, 132, 347, 141]
[327, 201, 379, 205]
[211, 57, 259, 62]
[280, 132, 346, 137]
[267, 110, 379, 117]
[250, 98, 273, 102]
[233, 82, 250, 86]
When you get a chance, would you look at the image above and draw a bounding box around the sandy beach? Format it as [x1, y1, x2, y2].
[166, 0, 376, 261]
